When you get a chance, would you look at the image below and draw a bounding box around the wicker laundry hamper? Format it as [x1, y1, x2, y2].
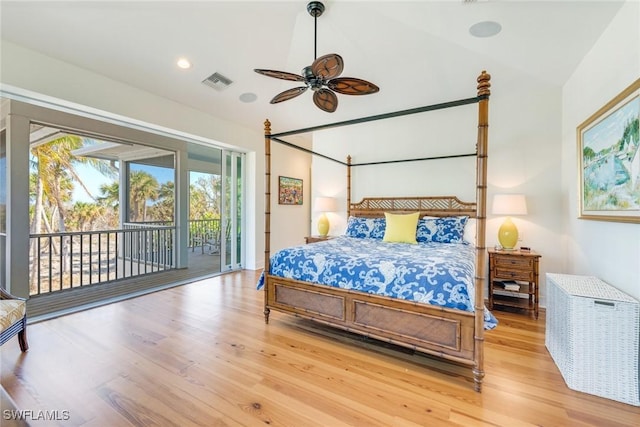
[545, 273, 639, 406]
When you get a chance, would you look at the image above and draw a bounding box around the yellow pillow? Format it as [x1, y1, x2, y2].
[383, 212, 420, 244]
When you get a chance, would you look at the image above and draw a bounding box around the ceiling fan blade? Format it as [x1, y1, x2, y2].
[311, 53, 344, 80]
[313, 89, 338, 113]
[327, 77, 380, 95]
[270, 87, 308, 104]
[254, 69, 305, 82]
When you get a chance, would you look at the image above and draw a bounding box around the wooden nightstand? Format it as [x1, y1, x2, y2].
[488, 248, 541, 319]
[304, 235, 335, 244]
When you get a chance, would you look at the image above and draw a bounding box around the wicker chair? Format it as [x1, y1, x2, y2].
[0, 288, 28, 352]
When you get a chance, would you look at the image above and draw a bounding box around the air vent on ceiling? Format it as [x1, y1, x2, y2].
[202, 72, 233, 91]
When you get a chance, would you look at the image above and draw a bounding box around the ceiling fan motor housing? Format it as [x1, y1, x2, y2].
[302, 66, 323, 91]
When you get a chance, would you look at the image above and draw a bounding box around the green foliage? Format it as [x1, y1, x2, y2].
[29, 136, 223, 232]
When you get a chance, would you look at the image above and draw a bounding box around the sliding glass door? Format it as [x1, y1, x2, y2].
[222, 151, 244, 271]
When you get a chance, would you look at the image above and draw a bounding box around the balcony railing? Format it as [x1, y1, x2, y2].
[29, 225, 175, 296]
[28, 219, 220, 296]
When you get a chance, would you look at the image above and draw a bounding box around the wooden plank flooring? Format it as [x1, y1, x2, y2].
[2, 270, 639, 426]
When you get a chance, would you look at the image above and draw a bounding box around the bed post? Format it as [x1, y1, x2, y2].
[264, 119, 272, 324]
[347, 155, 352, 217]
[473, 71, 491, 391]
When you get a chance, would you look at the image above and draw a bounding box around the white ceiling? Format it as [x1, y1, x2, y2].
[0, 1, 626, 134]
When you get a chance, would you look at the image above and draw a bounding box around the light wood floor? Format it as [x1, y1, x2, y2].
[2, 270, 638, 426]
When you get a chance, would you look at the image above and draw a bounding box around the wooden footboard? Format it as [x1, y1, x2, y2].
[264, 274, 477, 370]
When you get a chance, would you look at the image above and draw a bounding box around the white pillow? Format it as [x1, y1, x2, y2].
[464, 218, 477, 245]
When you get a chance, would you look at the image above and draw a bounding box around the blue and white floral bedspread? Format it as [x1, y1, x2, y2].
[257, 236, 497, 330]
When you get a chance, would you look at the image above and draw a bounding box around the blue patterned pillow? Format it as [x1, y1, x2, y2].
[344, 216, 386, 239]
[416, 216, 469, 244]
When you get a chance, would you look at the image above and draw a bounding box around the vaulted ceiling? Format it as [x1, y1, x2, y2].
[0, 1, 626, 133]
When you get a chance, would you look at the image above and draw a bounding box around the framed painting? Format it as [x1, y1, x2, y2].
[278, 176, 303, 205]
[578, 78, 640, 223]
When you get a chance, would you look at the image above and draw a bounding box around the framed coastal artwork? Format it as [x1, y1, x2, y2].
[278, 176, 303, 205]
[577, 78, 640, 223]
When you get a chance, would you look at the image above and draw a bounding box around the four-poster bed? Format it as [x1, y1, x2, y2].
[259, 71, 492, 391]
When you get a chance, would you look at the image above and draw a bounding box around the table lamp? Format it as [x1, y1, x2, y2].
[314, 197, 338, 236]
[492, 194, 527, 250]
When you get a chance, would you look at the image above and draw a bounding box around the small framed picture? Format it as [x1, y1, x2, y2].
[278, 176, 303, 205]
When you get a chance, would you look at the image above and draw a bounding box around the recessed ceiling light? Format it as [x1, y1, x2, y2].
[239, 93, 257, 103]
[176, 58, 192, 69]
[469, 21, 502, 38]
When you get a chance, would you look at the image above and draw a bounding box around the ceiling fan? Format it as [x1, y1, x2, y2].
[254, 1, 379, 113]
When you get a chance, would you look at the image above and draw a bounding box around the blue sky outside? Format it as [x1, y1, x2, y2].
[4, 154, 211, 206]
[72, 162, 175, 203]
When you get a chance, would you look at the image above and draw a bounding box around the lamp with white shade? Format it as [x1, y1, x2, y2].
[492, 194, 527, 250]
[314, 197, 338, 236]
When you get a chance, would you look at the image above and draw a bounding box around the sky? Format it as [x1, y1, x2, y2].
[72, 162, 175, 204]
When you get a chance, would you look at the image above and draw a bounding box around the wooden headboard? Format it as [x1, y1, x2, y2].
[349, 196, 477, 218]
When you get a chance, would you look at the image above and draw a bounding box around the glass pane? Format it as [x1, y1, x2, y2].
[189, 170, 221, 273]
[187, 143, 222, 273]
[127, 160, 175, 223]
[236, 154, 243, 266]
[0, 129, 6, 289]
[224, 152, 232, 269]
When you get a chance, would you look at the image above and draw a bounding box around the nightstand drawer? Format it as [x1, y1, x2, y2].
[494, 268, 533, 281]
[494, 256, 534, 270]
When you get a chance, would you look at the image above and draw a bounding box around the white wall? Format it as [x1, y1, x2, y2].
[2, 41, 306, 271]
[312, 70, 564, 306]
[268, 135, 312, 255]
[562, 1, 640, 300]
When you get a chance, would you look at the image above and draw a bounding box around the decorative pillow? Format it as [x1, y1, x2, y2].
[344, 216, 386, 239]
[383, 212, 420, 244]
[416, 216, 469, 244]
[464, 218, 476, 245]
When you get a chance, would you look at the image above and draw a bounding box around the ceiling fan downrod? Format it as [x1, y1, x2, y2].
[307, 1, 325, 61]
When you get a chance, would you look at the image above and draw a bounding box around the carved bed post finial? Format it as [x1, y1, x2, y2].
[477, 70, 491, 97]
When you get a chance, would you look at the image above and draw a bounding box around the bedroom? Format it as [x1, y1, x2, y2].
[1, 1, 639, 425]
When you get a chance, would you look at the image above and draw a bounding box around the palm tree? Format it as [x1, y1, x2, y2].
[97, 181, 120, 228]
[29, 135, 116, 290]
[128, 170, 159, 222]
[68, 202, 104, 232]
[30, 135, 115, 233]
[151, 181, 174, 222]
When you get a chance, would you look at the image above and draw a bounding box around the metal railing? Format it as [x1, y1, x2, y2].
[188, 219, 221, 253]
[121, 219, 221, 250]
[29, 225, 175, 296]
[28, 219, 221, 296]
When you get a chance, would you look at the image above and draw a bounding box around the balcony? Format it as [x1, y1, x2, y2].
[28, 219, 221, 297]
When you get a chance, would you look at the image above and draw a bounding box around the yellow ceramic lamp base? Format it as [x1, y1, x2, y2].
[498, 217, 519, 250]
[317, 213, 330, 236]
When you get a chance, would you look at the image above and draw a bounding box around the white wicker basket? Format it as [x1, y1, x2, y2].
[545, 273, 639, 406]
